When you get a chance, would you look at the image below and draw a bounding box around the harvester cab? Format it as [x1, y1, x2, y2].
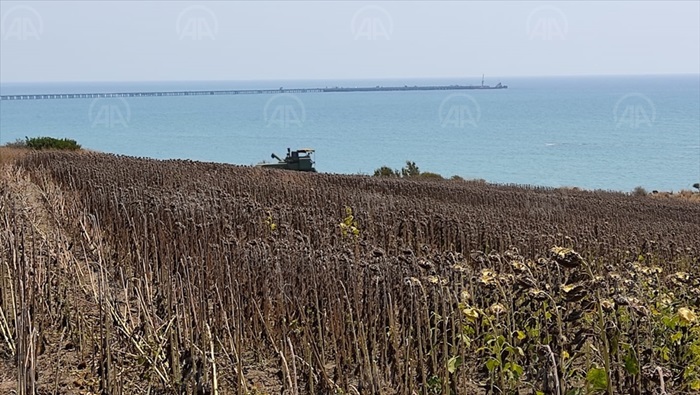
[258, 148, 316, 172]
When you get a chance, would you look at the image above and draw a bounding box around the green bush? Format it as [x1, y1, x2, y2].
[373, 161, 447, 180]
[373, 166, 400, 177]
[632, 186, 648, 197]
[24, 136, 81, 150]
[400, 161, 420, 178]
[419, 172, 444, 180]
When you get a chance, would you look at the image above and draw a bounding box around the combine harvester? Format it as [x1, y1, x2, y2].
[257, 148, 316, 172]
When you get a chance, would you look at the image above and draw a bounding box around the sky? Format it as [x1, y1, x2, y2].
[0, 1, 699, 82]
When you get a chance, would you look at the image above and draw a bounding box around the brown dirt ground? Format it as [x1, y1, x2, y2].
[0, 159, 104, 394]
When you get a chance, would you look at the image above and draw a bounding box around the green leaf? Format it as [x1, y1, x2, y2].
[624, 352, 639, 375]
[586, 367, 608, 391]
[505, 345, 525, 358]
[447, 355, 462, 374]
[508, 362, 524, 378]
[690, 343, 700, 357]
[528, 327, 540, 338]
[671, 331, 683, 345]
[485, 358, 500, 372]
[683, 364, 696, 379]
[496, 335, 506, 346]
[662, 315, 678, 329]
[660, 346, 670, 362]
[690, 379, 700, 390]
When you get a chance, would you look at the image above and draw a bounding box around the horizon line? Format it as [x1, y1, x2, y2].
[2, 72, 699, 85]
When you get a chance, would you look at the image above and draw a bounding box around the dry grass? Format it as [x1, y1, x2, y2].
[1, 146, 97, 167]
[0, 147, 30, 166]
[650, 189, 700, 203]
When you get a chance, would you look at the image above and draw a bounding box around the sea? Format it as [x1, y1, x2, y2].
[1, 75, 699, 192]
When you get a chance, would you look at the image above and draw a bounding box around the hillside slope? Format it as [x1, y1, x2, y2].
[2, 151, 699, 394]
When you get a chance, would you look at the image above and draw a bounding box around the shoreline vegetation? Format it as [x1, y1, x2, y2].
[1, 139, 699, 394]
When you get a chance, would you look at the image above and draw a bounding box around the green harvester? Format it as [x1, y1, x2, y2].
[257, 148, 316, 172]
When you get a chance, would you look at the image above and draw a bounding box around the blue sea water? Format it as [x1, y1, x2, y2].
[1, 75, 699, 192]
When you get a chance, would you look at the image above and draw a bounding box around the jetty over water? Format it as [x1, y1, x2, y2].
[0, 83, 507, 101]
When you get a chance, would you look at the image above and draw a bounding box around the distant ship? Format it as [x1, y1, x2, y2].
[480, 74, 506, 89]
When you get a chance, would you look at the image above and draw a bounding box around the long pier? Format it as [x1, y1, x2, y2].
[0, 83, 507, 101]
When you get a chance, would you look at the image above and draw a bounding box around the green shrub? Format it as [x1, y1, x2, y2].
[373, 166, 400, 177]
[419, 172, 444, 180]
[373, 161, 447, 180]
[24, 136, 81, 150]
[632, 186, 648, 197]
[400, 161, 420, 178]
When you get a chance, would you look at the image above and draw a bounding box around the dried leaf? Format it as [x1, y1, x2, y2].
[678, 307, 697, 324]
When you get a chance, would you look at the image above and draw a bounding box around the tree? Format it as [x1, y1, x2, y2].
[373, 166, 400, 177]
[401, 161, 420, 178]
[373, 161, 446, 180]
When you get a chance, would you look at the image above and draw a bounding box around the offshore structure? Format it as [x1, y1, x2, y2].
[1, 78, 507, 101]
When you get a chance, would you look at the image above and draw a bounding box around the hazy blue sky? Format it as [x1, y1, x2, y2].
[1, 1, 698, 82]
